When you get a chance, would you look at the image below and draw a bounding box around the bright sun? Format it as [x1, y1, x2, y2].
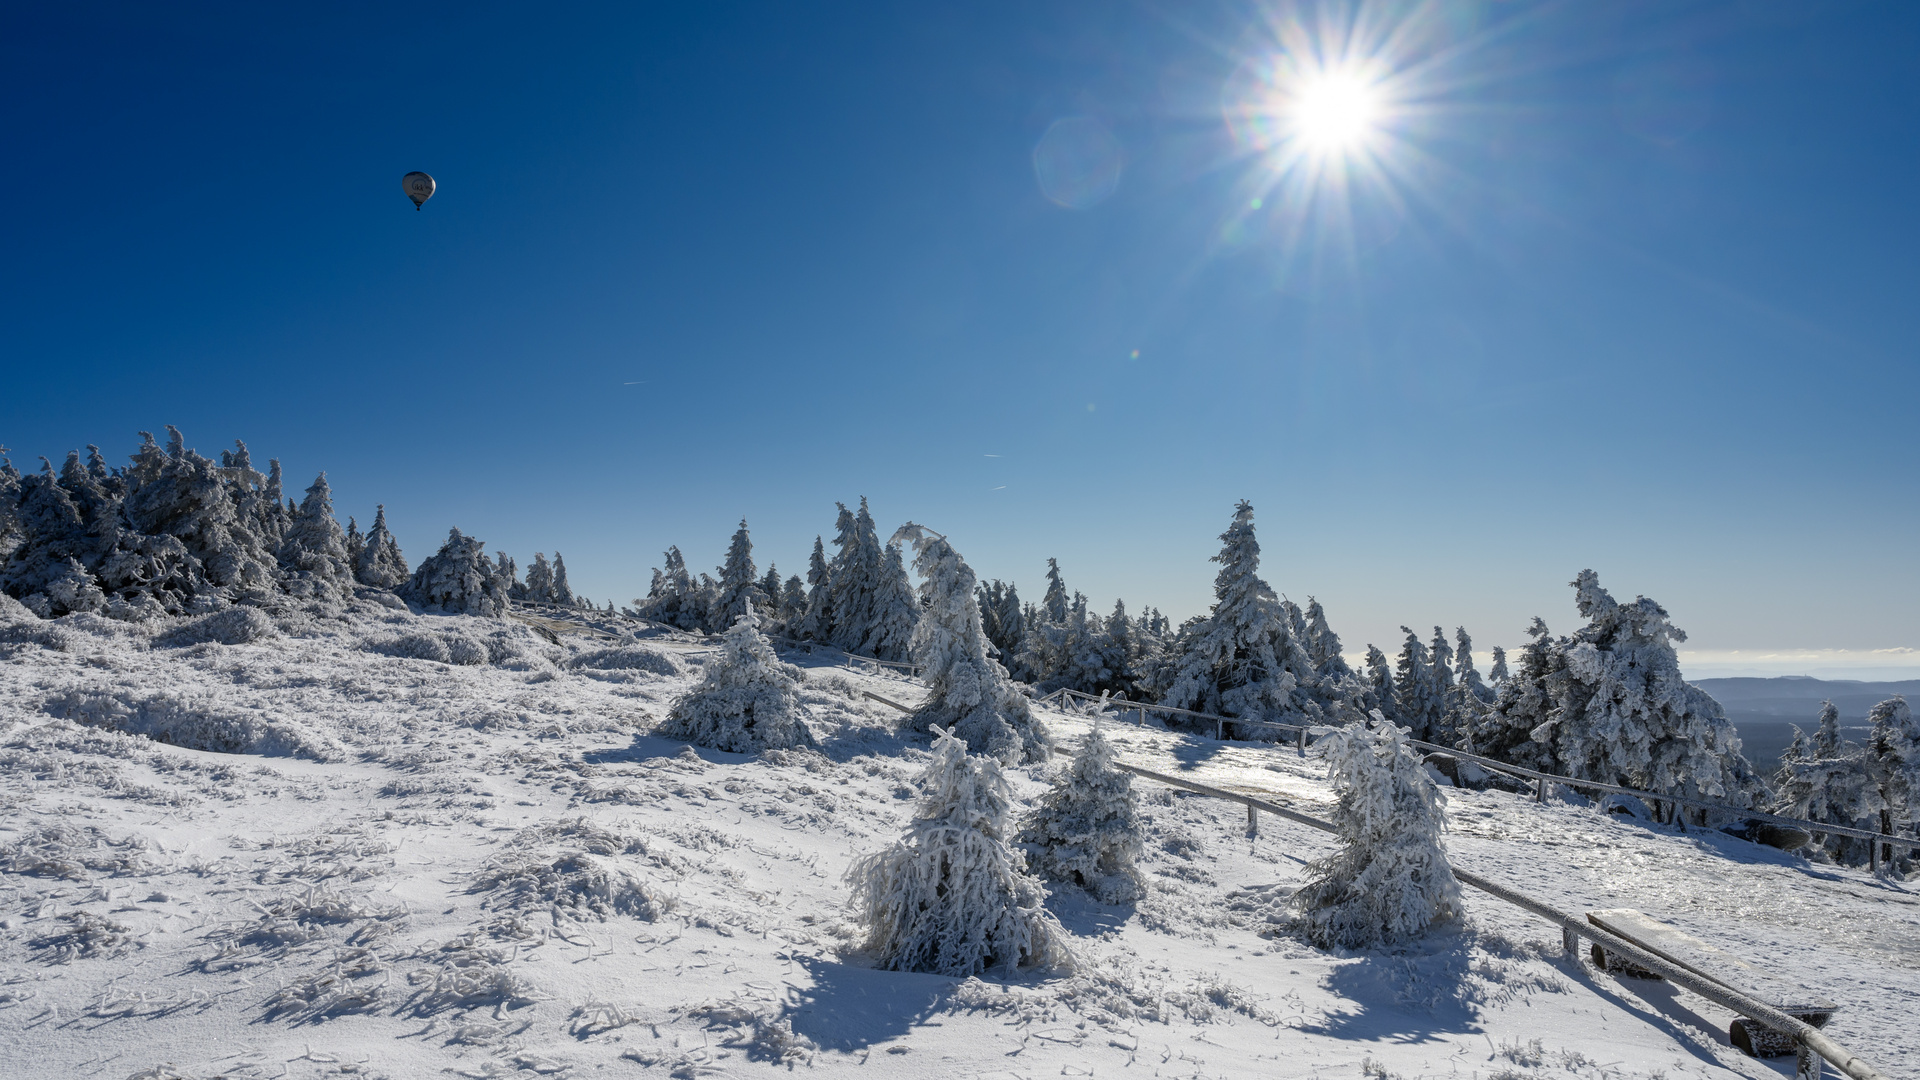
[1292, 71, 1379, 151]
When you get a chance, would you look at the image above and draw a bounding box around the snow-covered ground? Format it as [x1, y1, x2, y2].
[2, 599, 1913, 1080]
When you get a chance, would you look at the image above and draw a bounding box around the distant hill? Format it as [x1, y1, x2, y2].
[1693, 676, 1920, 767]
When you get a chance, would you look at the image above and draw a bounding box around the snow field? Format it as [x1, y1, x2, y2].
[0, 602, 1912, 1080]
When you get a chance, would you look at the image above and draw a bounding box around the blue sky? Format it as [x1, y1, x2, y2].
[3, 1, 1916, 676]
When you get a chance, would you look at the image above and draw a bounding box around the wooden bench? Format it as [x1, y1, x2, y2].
[1585, 909, 1838, 1060]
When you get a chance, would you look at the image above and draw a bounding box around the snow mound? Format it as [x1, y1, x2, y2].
[567, 644, 683, 678]
[155, 605, 279, 647]
[45, 688, 345, 760]
[471, 819, 673, 922]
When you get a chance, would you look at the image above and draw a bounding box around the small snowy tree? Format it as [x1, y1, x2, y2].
[1487, 646, 1509, 686]
[656, 607, 815, 753]
[1305, 597, 1352, 683]
[781, 573, 806, 622]
[355, 505, 408, 590]
[1464, 618, 1559, 773]
[894, 524, 1052, 763]
[759, 564, 785, 618]
[847, 727, 1071, 977]
[635, 546, 706, 631]
[121, 428, 276, 598]
[1016, 723, 1145, 903]
[827, 500, 884, 652]
[1363, 644, 1399, 726]
[1040, 558, 1069, 625]
[1865, 697, 1920, 869]
[862, 541, 917, 661]
[400, 528, 511, 617]
[344, 516, 364, 570]
[278, 472, 354, 601]
[1292, 715, 1462, 949]
[1774, 701, 1880, 865]
[1440, 627, 1492, 748]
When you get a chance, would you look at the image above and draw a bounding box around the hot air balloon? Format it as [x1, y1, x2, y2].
[403, 171, 436, 210]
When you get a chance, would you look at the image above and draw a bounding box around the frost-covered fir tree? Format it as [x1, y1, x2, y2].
[636, 546, 707, 631]
[523, 552, 556, 603]
[1017, 723, 1146, 903]
[1865, 697, 1920, 869]
[1040, 558, 1069, 625]
[781, 574, 805, 622]
[826, 500, 885, 652]
[1438, 627, 1492, 748]
[355, 505, 408, 590]
[1292, 715, 1462, 949]
[278, 473, 354, 601]
[1464, 617, 1560, 773]
[1392, 629, 1444, 742]
[1773, 701, 1880, 865]
[1160, 502, 1319, 730]
[400, 528, 512, 617]
[847, 727, 1070, 977]
[759, 564, 784, 618]
[551, 552, 578, 607]
[711, 520, 763, 631]
[1535, 571, 1760, 811]
[656, 606, 815, 753]
[2, 463, 100, 614]
[863, 541, 917, 661]
[122, 428, 277, 598]
[893, 524, 1051, 763]
[797, 535, 832, 641]
[344, 516, 364, 571]
[1426, 627, 1456, 739]
[1305, 597, 1352, 683]
[1363, 645, 1399, 725]
[1487, 646, 1509, 686]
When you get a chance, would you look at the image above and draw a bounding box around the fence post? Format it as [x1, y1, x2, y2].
[1247, 803, 1259, 836]
[1296, 727, 1306, 757]
[1562, 926, 1578, 958]
[1137, 705, 1146, 727]
[1215, 717, 1224, 741]
[1536, 777, 1548, 803]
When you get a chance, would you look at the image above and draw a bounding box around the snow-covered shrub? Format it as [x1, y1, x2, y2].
[1292, 715, 1462, 950]
[567, 644, 683, 678]
[655, 608, 814, 753]
[400, 528, 512, 617]
[442, 629, 488, 666]
[0, 589, 34, 623]
[894, 524, 1051, 764]
[847, 727, 1072, 977]
[156, 605, 279, 647]
[472, 821, 669, 922]
[45, 688, 344, 760]
[31, 911, 134, 963]
[1017, 723, 1146, 903]
[378, 630, 453, 664]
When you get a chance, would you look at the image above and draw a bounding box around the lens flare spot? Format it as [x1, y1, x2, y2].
[1033, 117, 1124, 210]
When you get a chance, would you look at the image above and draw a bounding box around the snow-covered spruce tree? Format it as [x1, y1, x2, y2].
[278, 473, 354, 601]
[1487, 646, 1509, 686]
[1536, 571, 1761, 813]
[1040, 558, 1069, 625]
[1439, 627, 1492, 748]
[656, 606, 815, 753]
[1463, 617, 1560, 773]
[1362, 645, 1399, 725]
[710, 519, 764, 633]
[551, 552, 578, 607]
[1773, 702, 1880, 865]
[847, 727, 1070, 977]
[399, 528, 511, 617]
[1292, 715, 1463, 949]
[894, 524, 1052, 763]
[826, 500, 885, 652]
[1305, 597, 1352, 683]
[1160, 502, 1321, 732]
[1101, 598, 1143, 699]
[494, 552, 518, 599]
[759, 564, 784, 619]
[1426, 627, 1456, 742]
[355, 505, 408, 590]
[523, 552, 555, 603]
[797, 535, 832, 641]
[1865, 697, 1920, 869]
[862, 541, 917, 661]
[122, 428, 277, 599]
[344, 516, 364, 571]
[781, 574, 805, 624]
[992, 581, 1027, 667]
[1392, 628, 1444, 742]
[0, 448, 22, 564]
[1017, 723, 1145, 903]
[2, 463, 100, 614]
[636, 546, 706, 631]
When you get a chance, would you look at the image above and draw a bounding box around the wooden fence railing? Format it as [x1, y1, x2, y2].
[1113, 760, 1883, 1080]
[1039, 687, 1920, 862]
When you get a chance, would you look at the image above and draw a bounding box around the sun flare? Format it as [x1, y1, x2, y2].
[1292, 70, 1379, 151]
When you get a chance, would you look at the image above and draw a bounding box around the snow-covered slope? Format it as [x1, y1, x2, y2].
[1, 601, 1913, 1080]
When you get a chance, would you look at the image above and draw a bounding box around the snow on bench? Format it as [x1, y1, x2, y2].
[1585, 908, 1839, 1059]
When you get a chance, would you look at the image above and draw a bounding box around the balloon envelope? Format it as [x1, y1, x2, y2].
[403, 171, 436, 209]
